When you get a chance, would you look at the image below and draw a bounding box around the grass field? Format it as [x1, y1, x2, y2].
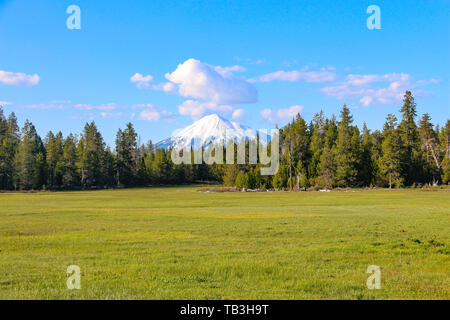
[0, 187, 449, 299]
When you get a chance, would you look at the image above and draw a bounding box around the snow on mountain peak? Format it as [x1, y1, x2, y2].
[155, 114, 256, 150]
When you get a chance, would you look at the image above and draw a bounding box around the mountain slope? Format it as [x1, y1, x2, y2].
[155, 114, 257, 150]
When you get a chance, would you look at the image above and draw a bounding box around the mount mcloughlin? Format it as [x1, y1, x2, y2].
[155, 114, 257, 150]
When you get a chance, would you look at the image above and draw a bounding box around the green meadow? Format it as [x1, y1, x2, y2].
[0, 187, 449, 300]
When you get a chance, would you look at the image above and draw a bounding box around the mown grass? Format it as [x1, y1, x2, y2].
[0, 187, 449, 299]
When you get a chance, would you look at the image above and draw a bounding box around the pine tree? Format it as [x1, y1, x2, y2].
[78, 122, 107, 188]
[334, 105, 358, 187]
[143, 140, 156, 183]
[272, 163, 288, 189]
[399, 91, 421, 184]
[308, 111, 325, 185]
[380, 114, 403, 188]
[223, 164, 239, 186]
[359, 123, 375, 186]
[104, 146, 117, 187]
[318, 117, 337, 188]
[45, 131, 64, 189]
[0, 108, 9, 189]
[0, 108, 18, 189]
[350, 126, 362, 186]
[15, 120, 46, 190]
[76, 137, 86, 186]
[136, 143, 149, 185]
[116, 123, 138, 186]
[370, 129, 384, 186]
[235, 170, 249, 189]
[5, 113, 20, 189]
[152, 148, 172, 184]
[439, 120, 450, 183]
[61, 134, 79, 189]
[289, 113, 310, 188]
[418, 114, 441, 183]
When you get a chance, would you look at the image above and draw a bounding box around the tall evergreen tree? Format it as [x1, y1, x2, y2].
[61, 134, 79, 189]
[380, 114, 403, 188]
[14, 120, 46, 190]
[418, 114, 441, 183]
[0, 108, 9, 189]
[399, 91, 421, 184]
[308, 111, 325, 185]
[289, 113, 310, 188]
[45, 131, 64, 189]
[0, 109, 19, 189]
[78, 122, 107, 188]
[359, 123, 375, 186]
[439, 120, 450, 183]
[318, 117, 337, 187]
[334, 105, 358, 187]
[116, 123, 138, 186]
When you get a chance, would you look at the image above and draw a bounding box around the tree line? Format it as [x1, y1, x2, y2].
[0, 91, 449, 191]
[269, 91, 449, 190]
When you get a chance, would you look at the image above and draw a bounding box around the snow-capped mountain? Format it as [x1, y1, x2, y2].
[155, 114, 257, 150]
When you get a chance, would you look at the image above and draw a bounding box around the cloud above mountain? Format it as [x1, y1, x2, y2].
[178, 100, 233, 120]
[165, 58, 258, 104]
[131, 58, 258, 120]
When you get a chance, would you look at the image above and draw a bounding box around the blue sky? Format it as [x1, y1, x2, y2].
[0, 0, 449, 146]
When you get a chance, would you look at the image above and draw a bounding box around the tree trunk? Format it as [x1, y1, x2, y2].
[428, 141, 442, 172]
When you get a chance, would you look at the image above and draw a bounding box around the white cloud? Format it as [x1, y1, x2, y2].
[249, 70, 336, 83]
[22, 103, 65, 110]
[165, 58, 258, 104]
[260, 108, 273, 120]
[214, 65, 246, 77]
[178, 99, 233, 120]
[139, 109, 160, 121]
[75, 103, 117, 111]
[138, 104, 175, 122]
[12, 100, 177, 122]
[232, 109, 245, 120]
[0, 70, 40, 86]
[50, 100, 72, 104]
[345, 73, 410, 86]
[416, 78, 440, 86]
[261, 105, 304, 123]
[163, 82, 175, 92]
[359, 96, 373, 107]
[100, 112, 124, 119]
[320, 72, 426, 107]
[151, 81, 176, 92]
[322, 66, 336, 71]
[252, 59, 265, 65]
[276, 105, 304, 118]
[0, 101, 13, 106]
[234, 57, 265, 65]
[130, 73, 153, 89]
